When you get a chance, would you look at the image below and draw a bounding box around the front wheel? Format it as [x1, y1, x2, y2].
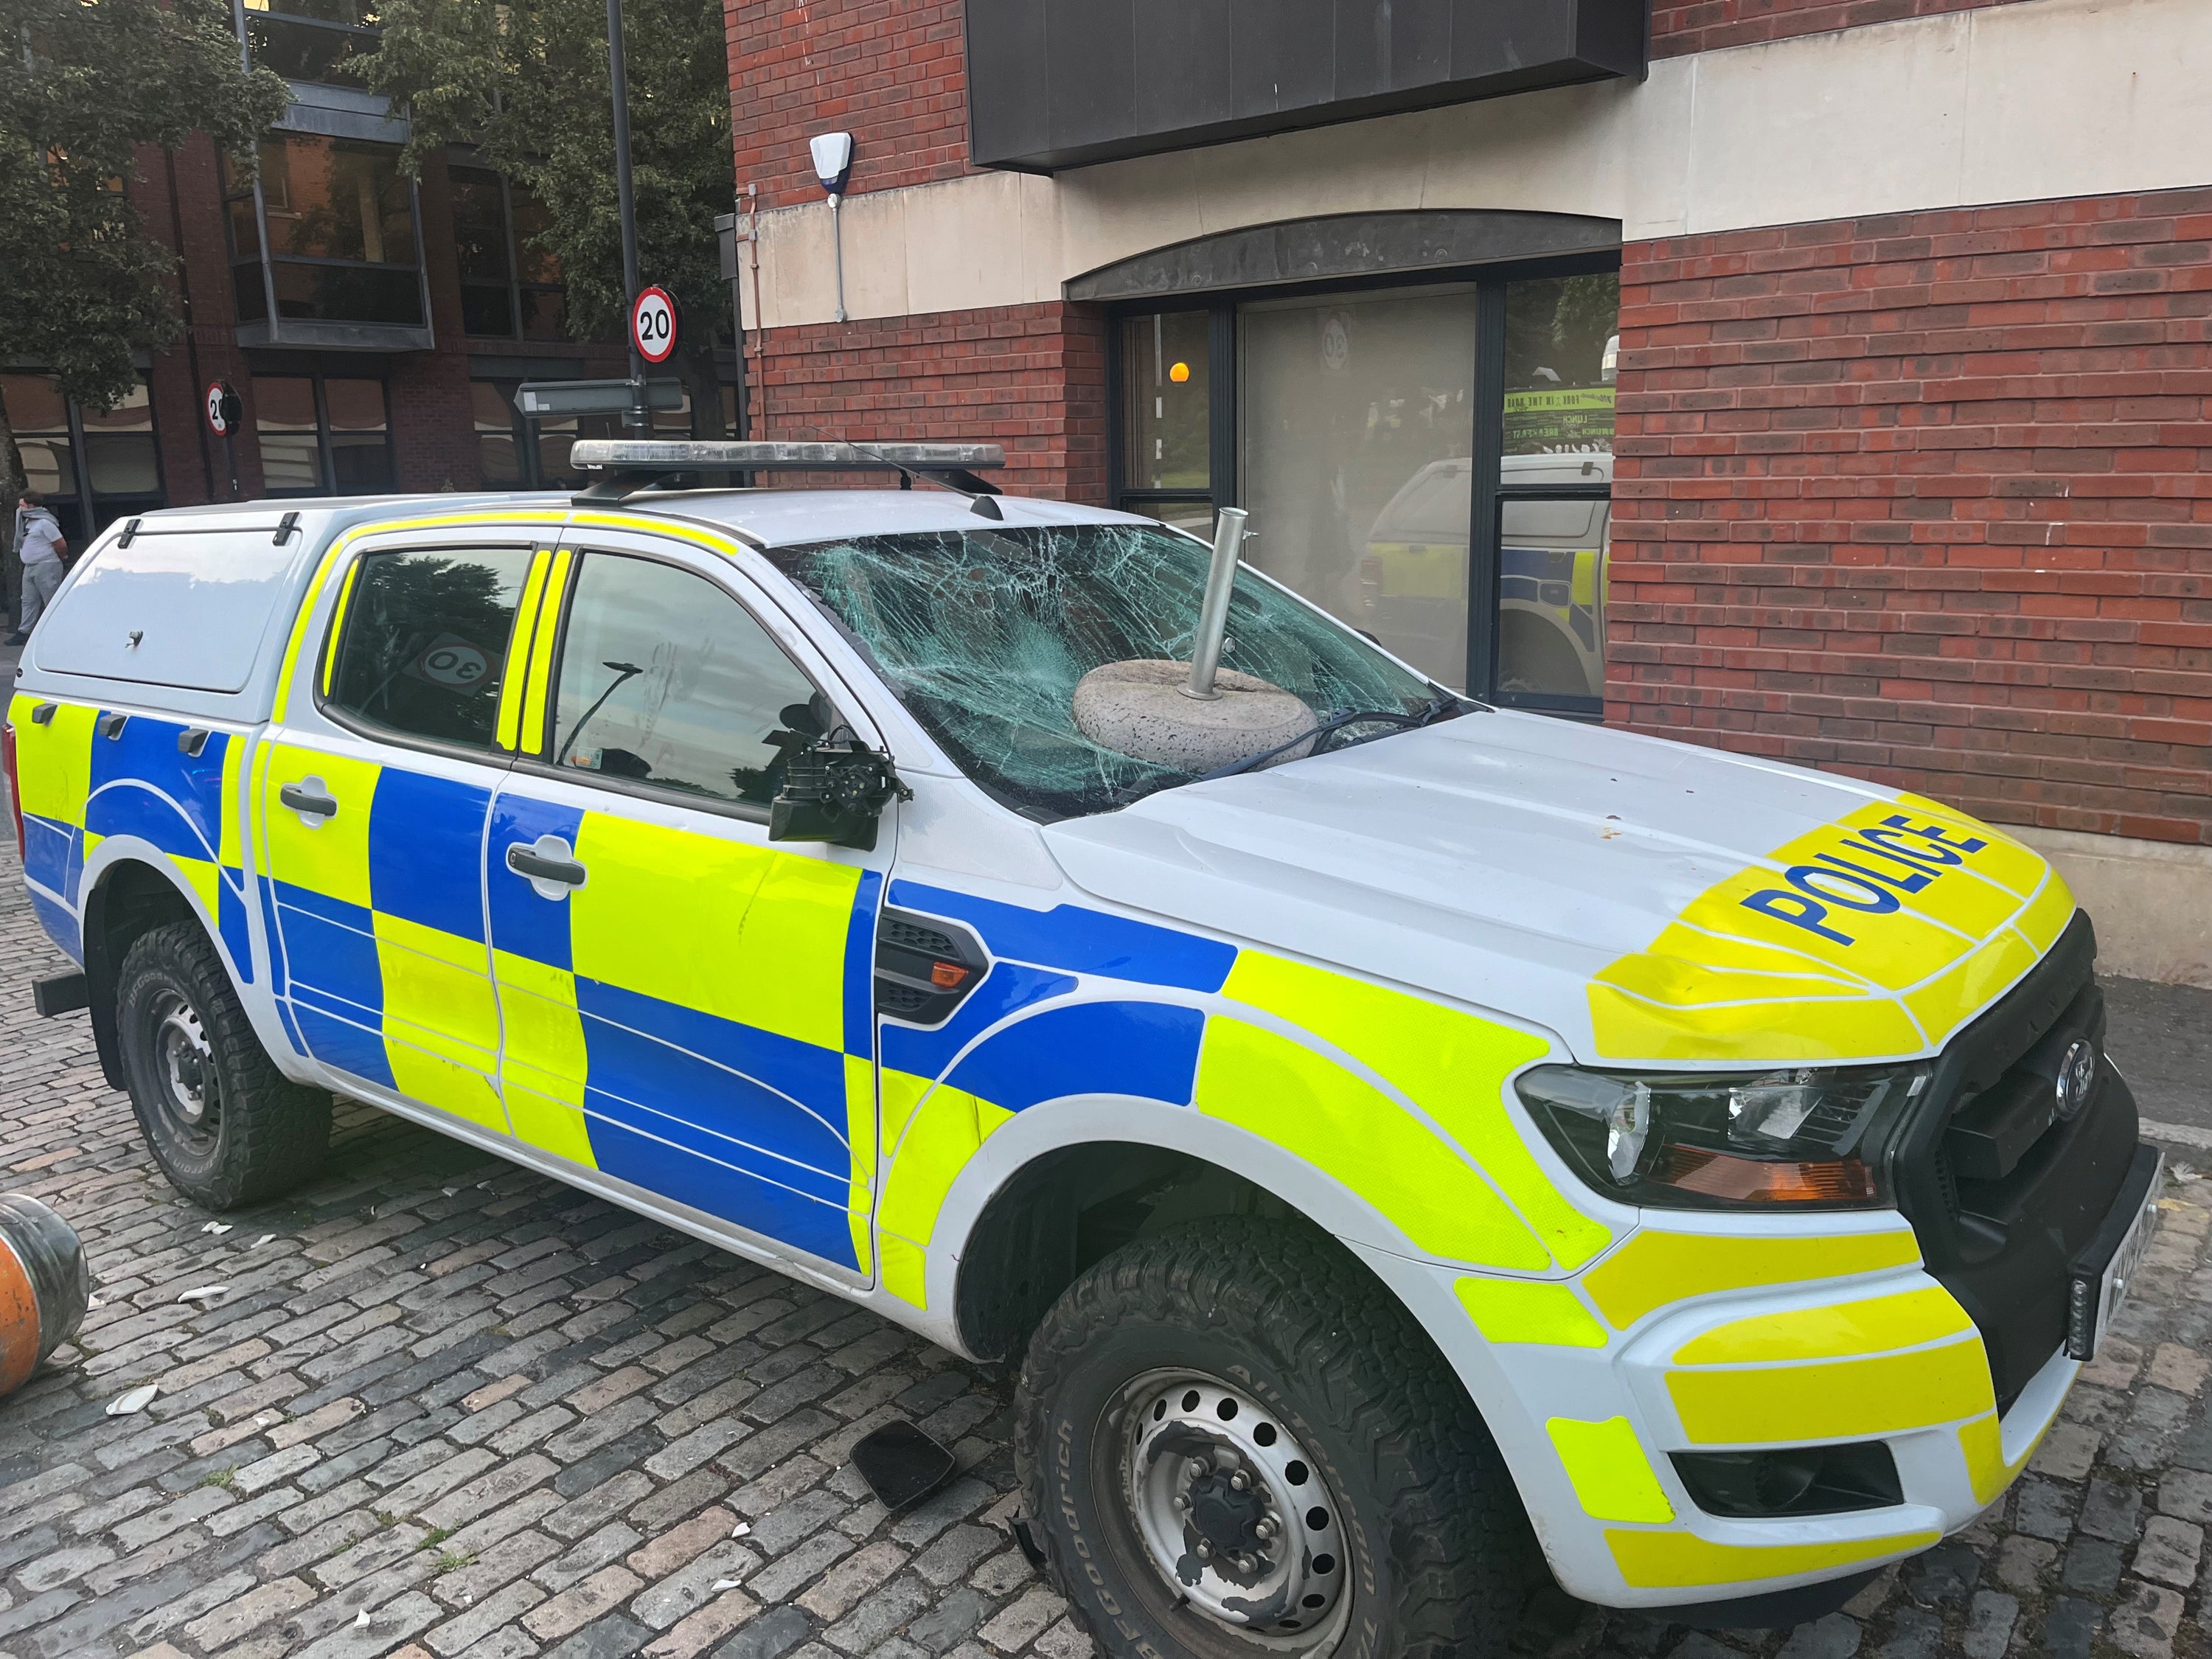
[1015, 1219, 1530, 1659]
[116, 922, 331, 1209]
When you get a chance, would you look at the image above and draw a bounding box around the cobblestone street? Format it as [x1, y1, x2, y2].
[0, 839, 2208, 1659]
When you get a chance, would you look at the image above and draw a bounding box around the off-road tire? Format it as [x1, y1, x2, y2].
[1015, 1217, 1531, 1659]
[116, 922, 330, 1209]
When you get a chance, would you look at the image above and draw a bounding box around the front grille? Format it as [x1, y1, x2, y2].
[1879, 911, 2141, 1412]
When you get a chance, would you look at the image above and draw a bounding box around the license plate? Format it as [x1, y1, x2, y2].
[2067, 1150, 2163, 1362]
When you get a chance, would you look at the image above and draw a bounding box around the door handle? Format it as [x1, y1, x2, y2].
[279, 782, 338, 820]
[507, 842, 587, 888]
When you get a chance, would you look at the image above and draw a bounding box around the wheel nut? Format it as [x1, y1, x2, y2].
[1237, 1554, 1257, 1573]
[1229, 1472, 1250, 1492]
[1195, 1540, 1212, 1559]
[1255, 1519, 1276, 1540]
[1171, 1495, 1189, 1512]
[1186, 1458, 1208, 1480]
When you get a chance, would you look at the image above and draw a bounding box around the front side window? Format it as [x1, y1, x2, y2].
[771, 523, 1442, 821]
[548, 554, 822, 809]
[325, 548, 533, 748]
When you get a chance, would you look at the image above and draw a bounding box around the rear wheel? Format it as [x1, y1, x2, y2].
[1015, 1218, 1530, 1659]
[116, 922, 330, 1208]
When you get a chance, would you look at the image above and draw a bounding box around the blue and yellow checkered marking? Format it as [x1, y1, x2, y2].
[485, 790, 883, 1271]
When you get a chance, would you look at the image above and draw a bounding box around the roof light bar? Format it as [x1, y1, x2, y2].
[571, 440, 1004, 471]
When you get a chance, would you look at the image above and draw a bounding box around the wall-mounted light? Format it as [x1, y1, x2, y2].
[811, 132, 855, 323]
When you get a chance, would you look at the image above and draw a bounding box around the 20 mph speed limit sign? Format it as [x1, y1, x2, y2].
[205, 380, 242, 437]
[630, 286, 678, 364]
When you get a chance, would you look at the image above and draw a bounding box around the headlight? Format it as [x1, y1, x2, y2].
[1514, 1062, 1927, 1210]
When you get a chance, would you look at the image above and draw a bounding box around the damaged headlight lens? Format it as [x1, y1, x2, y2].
[1514, 1062, 1927, 1209]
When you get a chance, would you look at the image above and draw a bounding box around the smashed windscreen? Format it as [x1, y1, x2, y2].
[769, 521, 1453, 820]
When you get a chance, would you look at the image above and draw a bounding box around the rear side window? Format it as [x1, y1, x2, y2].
[547, 552, 821, 808]
[325, 548, 533, 748]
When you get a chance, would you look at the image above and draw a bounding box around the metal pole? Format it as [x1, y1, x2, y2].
[829, 192, 846, 324]
[607, 0, 647, 434]
[1183, 507, 1250, 700]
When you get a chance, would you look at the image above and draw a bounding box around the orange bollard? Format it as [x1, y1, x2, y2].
[0, 1194, 88, 1396]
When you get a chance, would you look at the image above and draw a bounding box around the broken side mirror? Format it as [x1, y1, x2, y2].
[770, 735, 911, 852]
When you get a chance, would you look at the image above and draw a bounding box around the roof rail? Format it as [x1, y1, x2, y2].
[568, 440, 1008, 515]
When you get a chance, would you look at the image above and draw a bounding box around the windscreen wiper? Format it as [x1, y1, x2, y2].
[1193, 695, 1462, 784]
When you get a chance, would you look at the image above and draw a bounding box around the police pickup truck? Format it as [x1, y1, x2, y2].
[5, 442, 2160, 1657]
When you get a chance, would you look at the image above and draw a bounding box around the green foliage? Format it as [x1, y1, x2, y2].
[0, 0, 291, 413]
[358, 0, 731, 353]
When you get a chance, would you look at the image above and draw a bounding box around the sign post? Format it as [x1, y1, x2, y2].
[204, 381, 243, 501]
[606, 0, 647, 434]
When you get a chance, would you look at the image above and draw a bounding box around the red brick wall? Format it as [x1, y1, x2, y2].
[1608, 187, 2212, 847]
[1649, 0, 2031, 58]
[728, 0, 970, 212]
[745, 302, 1107, 501]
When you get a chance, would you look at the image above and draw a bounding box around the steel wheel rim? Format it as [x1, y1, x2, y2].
[149, 989, 220, 1153]
[1114, 1368, 1351, 1652]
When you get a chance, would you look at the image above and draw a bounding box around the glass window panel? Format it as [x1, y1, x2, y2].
[1497, 497, 1609, 703]
[261, 137, 415, 265]
[1121, 311, 1209, 492]
[519, 288, 568, 341]
[327, 547, 532, 748]
[448, 166, 511, 283]
[226, 197, 262, 260]
[78, 381, 151, 431]
[233, 263, 270, 323]
[1134, 500, 1215, 539]
[329, 434, 391, 493]
[253, 375, 321, 494]
[509, 191, 561, 285]
[550, 553, 821, 807]
[246, 15, 375, 83]
[652, 389, 692, 434]
[324, 379, 387, 434]
[3, 374, 69, 434]
[1239, 287, 1478, 690]
[85, 437, 159, 496]
[473, 382, 521, 487]
[271, 261, 423, 325]
[1503, 273, 1618, 458]
[16, 438, 75, 498]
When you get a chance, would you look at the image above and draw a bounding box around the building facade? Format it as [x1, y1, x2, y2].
[723, 0, 2212, 984]
[4, 0, 724, 560]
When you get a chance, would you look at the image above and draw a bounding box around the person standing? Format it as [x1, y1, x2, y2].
[9, 493, 69, 646]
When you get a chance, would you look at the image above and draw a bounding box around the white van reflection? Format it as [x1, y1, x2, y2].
[1356, 452, 1610, 700]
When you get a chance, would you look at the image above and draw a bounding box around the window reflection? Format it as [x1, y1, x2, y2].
[252, 374, 392, 495]
[224, 137, 424, 327]
[1240, 288, 1479, 689]
[2, 372, 162, 540]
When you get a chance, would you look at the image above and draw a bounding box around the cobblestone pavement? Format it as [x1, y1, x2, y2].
[0, 844, 2209, 1659]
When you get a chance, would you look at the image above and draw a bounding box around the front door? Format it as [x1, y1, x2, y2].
[259, 534, 547, 1141]
[486, 533, 890, 1279]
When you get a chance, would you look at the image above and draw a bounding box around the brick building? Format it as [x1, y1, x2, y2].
[723, 0, 2212, 983]
[4, 0, 712, 559]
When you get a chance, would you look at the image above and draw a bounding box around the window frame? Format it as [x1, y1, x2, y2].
[0, 370, 167, 543]
[251, 370, 394, 497]
[223, 133, 428, 332]
[515, 543, 845, 828]
[312, 538, 546, 766]
[1105, 250, 1619, 717]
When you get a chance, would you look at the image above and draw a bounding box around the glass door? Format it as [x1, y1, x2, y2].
[1113, 309, 1218, 538]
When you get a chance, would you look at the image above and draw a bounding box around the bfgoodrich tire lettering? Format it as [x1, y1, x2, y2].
[1015, 1218, 1529, 1659]
[117, 922, 331, 1209]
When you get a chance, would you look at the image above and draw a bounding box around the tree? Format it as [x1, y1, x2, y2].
[0, 0, 290, 535]
[357, 0, 732, 431]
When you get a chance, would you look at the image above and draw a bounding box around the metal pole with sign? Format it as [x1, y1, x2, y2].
[204, 381, 243, 501]
[606, 0, 647, 434]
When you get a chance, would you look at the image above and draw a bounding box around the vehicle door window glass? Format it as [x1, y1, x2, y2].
[549, 552, 823, 808]
[325, 546, 534, 748]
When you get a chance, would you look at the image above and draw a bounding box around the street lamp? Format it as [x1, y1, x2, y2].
[810, 131, 854, 324]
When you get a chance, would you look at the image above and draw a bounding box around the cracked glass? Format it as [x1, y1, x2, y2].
[771, 522, 1449, 822]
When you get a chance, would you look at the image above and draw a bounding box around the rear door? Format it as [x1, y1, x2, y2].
[486, 527, 891, 1281]
[259, 525, 557, 1140]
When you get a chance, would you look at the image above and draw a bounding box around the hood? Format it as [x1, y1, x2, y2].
[1041, 710, 2073, 1068]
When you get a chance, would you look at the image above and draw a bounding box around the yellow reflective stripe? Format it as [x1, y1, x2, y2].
[494, 551, 554, 752]
[217, 727, 246, 872]
[1672, 1284, 1975, 1366]
[493, 948, 596, 1168]
[7, 696, 97, 827]
[319, 557, 362, 698]
[1582, 1228, 1921, 1330]
[1607, 1527, 1938, 1590]
[880, 1234, 929, 1310]
[1959, 1410, 2048, 1505]
[385, 1037, 510, 1135]
[519, 547, 572, 757]
[1455, 1276, 1607, 1348]
[275, 540, 349, 717]
[1195, 1015, 1549, 1270]
[170, 854, 222, 919]
[1220, 951, 1607, 1267]
[845, 1054, 875, 1277]
[1547, 1418, 1674, 1523]
[877, 1068, 1009, 1264]
[260, 744, 381, 908]
[566, 512, 745, 559]
[1666, 1338, 1996, 1444]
